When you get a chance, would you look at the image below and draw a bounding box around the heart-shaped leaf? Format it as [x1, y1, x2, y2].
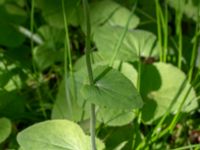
[94, 26, 158, 62]
[80, 0, 139, 34]
[17, 120, 104, 150]
[35, 0, 79, 28]
[82, 65, 143, 109]
[53, 61, 140, 126]
[140, 62, 198, 123]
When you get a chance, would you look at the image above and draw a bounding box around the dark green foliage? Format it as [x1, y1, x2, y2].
[0, 0, 200, 149]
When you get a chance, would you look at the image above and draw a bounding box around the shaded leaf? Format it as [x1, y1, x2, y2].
[97, 107, 136, 126]
[82, 65, 143, 109]
[140, 62, 198, 123]
[35, 0, 79, 28]
[0, 91, 25, 119]
[51, 78, 89, 122]
[33, 43, 63, 70]
[0, 23, 25, 47]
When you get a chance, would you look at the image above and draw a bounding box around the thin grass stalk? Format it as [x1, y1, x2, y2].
[109, 3, 137, 66]
[171, 144, 200, 150]
[155, 0, 163, 61]
[61, 0, 74, 118]
[30, 0, 47, 118]
[82, 0, 96, 149]
[163, 0, 168, 62]
[188, 3, 200, 82]
[176, 0, 183, 68]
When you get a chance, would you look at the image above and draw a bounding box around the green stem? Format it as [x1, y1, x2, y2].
[82, 0, 96, 149]
[188, 2, 200, 82]
[176, 0, 183, 68]
[155, 0, 163, 62]
[30, 0, 47, 118]
[62, 0, 74, 118]
[163, 0, 168, 62]
[109, 2, 137, 66]
[171, 144, 200, 150]
[188, 27, 199, 83]
[30, 0, 34, 50]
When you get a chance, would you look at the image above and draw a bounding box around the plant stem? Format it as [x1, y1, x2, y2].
[82, 0, 96, 149]
[30, 0, 34, 51]
[176, 0, 183, 68]
[30, 0, 47, 118]
[109, 3, 137, 66]
[163, 0, 168, 62]
[155, 0, 163, 62]
[188, 9, 200, 82]
[62, 0, 73, 118]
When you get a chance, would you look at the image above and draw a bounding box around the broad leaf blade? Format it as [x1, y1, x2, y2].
[17, 120, 104, 150]
[82, 65, 143, 109]
[97, 107, 136, 126]
[141, 62, 198, 123]
[94, 26, 158, 62]
[0, 117, 12, 143]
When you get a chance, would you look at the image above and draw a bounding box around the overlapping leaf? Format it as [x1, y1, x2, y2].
[82, 65, 143, 110]
[140, 62, 198, 123]
[94, 26, 159, 62]
[17, 120, 105, 150]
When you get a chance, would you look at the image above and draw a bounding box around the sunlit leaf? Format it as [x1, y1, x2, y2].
[140, 62, 198, 123]
[17, 120, 105, 150]
[94, 25, 158, 62]
[0, 117, 12, 143]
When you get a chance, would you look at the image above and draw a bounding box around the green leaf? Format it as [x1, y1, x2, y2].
[33, 43, 63, 70]
[17, 120, 104, 150]
[81, 0, 139, 33]
[37, 25, 65, 43]
[0, 1, 26, 47]
[35, 0, 79, 28]
[97, 107, 136, 126]
[168, 0, 199, 21]
[81, 0, 119, 33]
[0, 2, 27, 24]
[33, 26, 66, 70]
[0, 69, 12, 88]
[54, 60, 139, 126]
[82, 65, 143, 109]
[105, 6, 140, 29]
[0, 23, 25, 47]
[0, 91, 25, 119]
[104, 125, 135, 149]
[89, 0, 119, 25]
[51, 78, 89, 122]
[0, 117, 12, 143]
[94, 25, 158, 62]
[74, 52, 106, 71]
[140, 62, 198, 123]
[97, 62, 138, 126]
